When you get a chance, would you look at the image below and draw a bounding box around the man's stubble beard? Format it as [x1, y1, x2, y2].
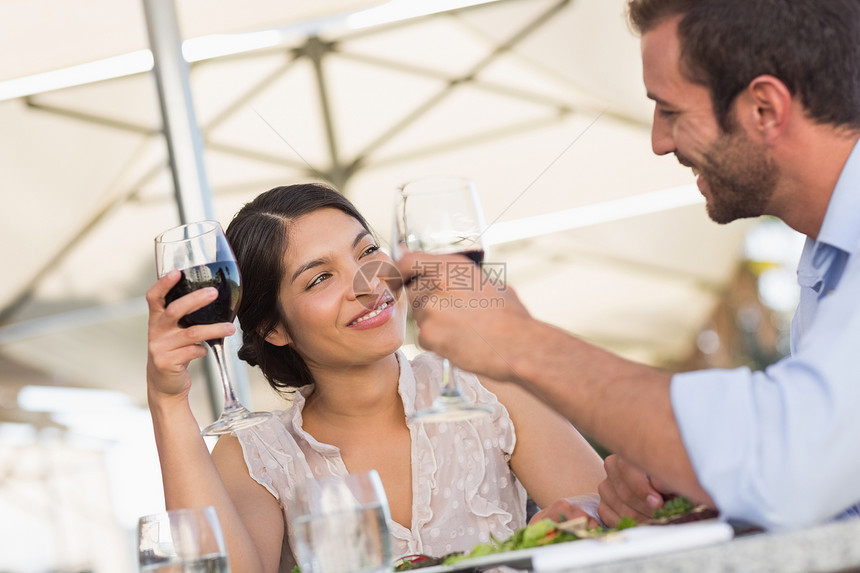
[681, 127, 779, 225]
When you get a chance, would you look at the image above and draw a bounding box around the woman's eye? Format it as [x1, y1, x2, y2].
[360, 245, 380, 257]
[308, 273, 331, 289]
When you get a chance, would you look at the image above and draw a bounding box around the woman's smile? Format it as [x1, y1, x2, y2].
[347, 297, 396, 329]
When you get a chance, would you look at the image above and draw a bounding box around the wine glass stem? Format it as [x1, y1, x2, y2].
[440, 358, 461, 398]
[209, 340, 242, 412]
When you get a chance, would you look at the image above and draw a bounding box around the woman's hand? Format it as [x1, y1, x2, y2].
[529, 496, 602, 529]
[145, 270, 236, 401]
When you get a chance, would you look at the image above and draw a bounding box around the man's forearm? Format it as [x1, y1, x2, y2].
[506, 318, 712, 505]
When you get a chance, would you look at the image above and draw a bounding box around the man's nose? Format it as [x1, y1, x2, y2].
[651, 112, 674, 156]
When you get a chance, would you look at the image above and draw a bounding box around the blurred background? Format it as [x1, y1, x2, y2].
[0, 0, 803, 570]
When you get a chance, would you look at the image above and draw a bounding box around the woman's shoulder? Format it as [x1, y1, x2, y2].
[234, 407, 301, 450]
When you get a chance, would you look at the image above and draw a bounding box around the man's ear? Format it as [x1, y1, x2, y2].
[740, 74, 792, 143]
[263, 323, 292, 347]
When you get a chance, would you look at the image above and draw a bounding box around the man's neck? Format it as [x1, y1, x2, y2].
[771, 123, 860, 239]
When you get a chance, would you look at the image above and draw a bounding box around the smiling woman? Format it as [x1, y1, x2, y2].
[144, 182, 607, 573]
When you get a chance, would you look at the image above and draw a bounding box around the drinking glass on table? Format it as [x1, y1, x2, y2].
[138, 506, 229, 572]
[288, 470, 393, 573]
[155, 220, 270, 435]
[392, 175, 492, 422]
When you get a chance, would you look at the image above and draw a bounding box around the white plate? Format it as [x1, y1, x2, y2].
[401, 520, 734, 573]
[402, 545, 538, 573]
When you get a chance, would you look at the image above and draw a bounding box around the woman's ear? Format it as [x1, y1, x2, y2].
[263, 323, 292, 347]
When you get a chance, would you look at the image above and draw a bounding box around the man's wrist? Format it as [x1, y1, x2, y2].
[506, 318, 566, 385]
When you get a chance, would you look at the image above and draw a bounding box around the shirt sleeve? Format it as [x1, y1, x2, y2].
[672, 260, 860, 530]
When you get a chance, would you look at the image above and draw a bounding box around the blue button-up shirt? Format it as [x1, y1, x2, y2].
[671, 137, 860, 531]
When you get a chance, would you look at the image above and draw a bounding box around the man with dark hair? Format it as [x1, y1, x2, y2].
[395, 0, 860, 531]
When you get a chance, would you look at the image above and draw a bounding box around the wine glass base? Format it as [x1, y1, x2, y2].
[409, 396, 492, 423]
[202, 408, 271, 436]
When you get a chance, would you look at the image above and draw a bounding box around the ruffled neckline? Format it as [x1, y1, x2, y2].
[284, 350, 428, 541]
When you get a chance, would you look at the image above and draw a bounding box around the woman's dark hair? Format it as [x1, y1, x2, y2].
[225, 182, 371, 393]
[627, 0, 860, 132]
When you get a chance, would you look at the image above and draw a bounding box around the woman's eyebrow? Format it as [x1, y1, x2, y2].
[290, 230, 372, 284]
[290, 257, 325, 284]
[353, 229, 371, 247]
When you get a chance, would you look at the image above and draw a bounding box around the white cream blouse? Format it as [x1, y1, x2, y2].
[236, 350, 528, 572]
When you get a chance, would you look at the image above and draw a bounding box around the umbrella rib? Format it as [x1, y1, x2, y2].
[451, 77, 573, 112]
[347, 0, 572, 166]
[336, 52, 648, 130]
[366, 114, 568, 169]
[24, 71, 325, 180]
[335, 50, 457, 81]
[350, 84, 459, 168]
[0, 140, 161, 325]
[199, 53, 301, 133]
[204, 140, 316, 171]
[24, 97, 158, 135]
[337, 50, 574, 112]
[459, 0, 572, 78]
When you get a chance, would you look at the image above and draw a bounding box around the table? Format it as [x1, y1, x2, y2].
[557, 518, 860, 573]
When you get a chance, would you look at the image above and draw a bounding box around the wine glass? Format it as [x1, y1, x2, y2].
[138, 506, 229, 572]
[155, 220, 270, 436]
[288, 470, 393, 573]
[393, 175, 492, 422]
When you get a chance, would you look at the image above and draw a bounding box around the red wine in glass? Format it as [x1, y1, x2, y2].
[457, 249, 485, 266]
[164, 261, 241, 344]
[156, 221, 270, 435]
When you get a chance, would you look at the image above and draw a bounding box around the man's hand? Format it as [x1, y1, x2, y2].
[394, 251, 532, 382]
[597, 454, 667, 527]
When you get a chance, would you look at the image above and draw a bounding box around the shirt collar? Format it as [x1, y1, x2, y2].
[816, 137, 860, 253]
[796, 137, 860, 288]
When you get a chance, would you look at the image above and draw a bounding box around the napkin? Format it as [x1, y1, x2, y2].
[531, 521, 734, 571]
